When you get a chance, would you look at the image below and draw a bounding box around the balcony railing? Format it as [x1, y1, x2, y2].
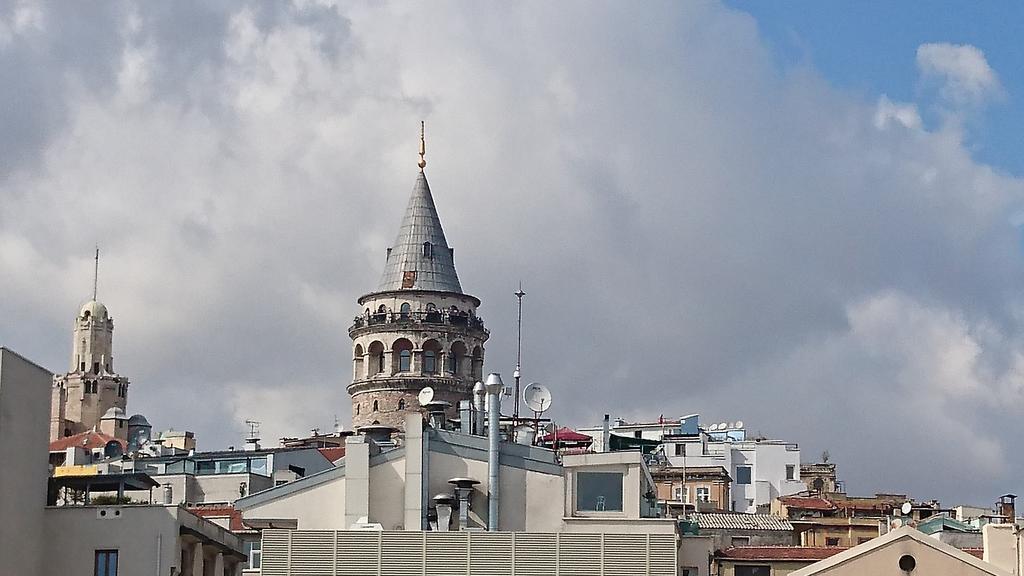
[350, 310, 487, 332]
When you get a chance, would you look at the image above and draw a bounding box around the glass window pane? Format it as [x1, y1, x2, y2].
[424, 351, 435, 373]
[576, 472, 623, 512]
[400, 350, 411, 371]
[736, 466, 751, 485]
[250, 457, 268, 476]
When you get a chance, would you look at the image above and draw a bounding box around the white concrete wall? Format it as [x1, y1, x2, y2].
[0, 348, 52, 576]
[42, 506, 181, 576]
[244, 474, 347, 530]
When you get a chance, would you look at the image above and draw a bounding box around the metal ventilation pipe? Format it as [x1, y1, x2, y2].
[472, 381, 486, 436]
[484, 373, 503, 531]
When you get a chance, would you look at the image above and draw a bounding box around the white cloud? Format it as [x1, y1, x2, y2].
[874, 96, 922, 130]
[0, 2, 1022, 504]
[916, 42, 1002, 106]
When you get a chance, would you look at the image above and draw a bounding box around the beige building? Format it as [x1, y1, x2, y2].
[652, 465, 732, 514]
[0, 348, 52, 576]
[50, 295, 131, 441]
[347, 139, 489, 429]
[236, 414, 671, 534]
[789, 526, 1009, 576]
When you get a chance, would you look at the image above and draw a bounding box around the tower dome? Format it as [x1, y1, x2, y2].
[79, 300, 108, 320]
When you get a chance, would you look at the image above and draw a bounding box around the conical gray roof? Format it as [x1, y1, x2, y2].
[377, 172, 463, 293]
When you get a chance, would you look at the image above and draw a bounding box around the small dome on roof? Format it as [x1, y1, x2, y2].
[127, 414, 151, 427]
[101, 407, 127, 420]
[80, 300, 108, 320]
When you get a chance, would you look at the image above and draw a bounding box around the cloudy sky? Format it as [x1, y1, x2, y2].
[3, 1, 1023, 506]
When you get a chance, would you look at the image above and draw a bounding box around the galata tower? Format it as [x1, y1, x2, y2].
[347, 124, 489, 429]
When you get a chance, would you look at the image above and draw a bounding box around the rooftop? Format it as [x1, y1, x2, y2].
[692, 513, 794, 531]
[717, 546, 847, 561]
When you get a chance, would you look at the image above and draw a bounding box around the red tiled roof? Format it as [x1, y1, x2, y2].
[539, 427, 593, 443]
[718, 546, 848, 561]
[963, 548, 984, 559]
[49, 431, 125, 452]
[779, 496, 836, 511]
[318, 447, 346, 462]
[188, 505, 254, 533]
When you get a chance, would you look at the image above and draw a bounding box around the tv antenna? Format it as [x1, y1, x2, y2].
[245, 420, 261, 440]
[513, 282, 526, 423]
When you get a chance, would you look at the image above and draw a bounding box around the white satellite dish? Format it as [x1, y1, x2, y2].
[717, 422, 728, 430]
[891, 518, 904, 529]
[418, 387, 435, 405]
[523, 383, 552, 413]
[734, 420, 744, 429]
[708, 423, 718, 431]
[901, 502, 913, 515]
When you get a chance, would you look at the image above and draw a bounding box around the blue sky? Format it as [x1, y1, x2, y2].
[730, 0, 1024, 176]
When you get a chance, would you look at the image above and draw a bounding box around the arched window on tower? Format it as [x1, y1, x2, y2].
[398, 399, 406, 410]
[392, 339, 414, 374]
[423, 242, 433, 259]
[356, 404, 360, 415]
[422, 339, 442, 375]
[368, 341, 385, 375]
[400, 302, 411, 320]
[373, 400, 379, 412]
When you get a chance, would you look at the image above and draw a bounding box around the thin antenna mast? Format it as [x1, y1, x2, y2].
[93, 246, 99, 300]
[513, 282, 526, 423]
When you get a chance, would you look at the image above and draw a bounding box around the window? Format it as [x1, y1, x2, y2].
[423, 350, 436, 374]
[356, 404, 360, 415]
[93, 361, 101, 374]
[826, 537, 841, 547]
[376, 351, 385, 373]
[399, 302, 411, 319]
[576, 472, 623, 512]
[399, 350, 411, 372]
[673, 485, 684, 501]
[736, 566, 770, 576]
[95, 550, 118, 576]
[730, 536, 750, 546]
[398, 399, 406, 410]
[245, 540, 262, 570]
[633, 431, 642, 439]
[786, 464, 796, 481]
[697, 487, 710, 502]
[373, 400, 379, 412]
[422, 242, 433, 258]
[736, 466, 752, 485]
[674, 443, 685, 456]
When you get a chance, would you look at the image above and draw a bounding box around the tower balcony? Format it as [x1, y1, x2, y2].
[348, 310, 488, 339]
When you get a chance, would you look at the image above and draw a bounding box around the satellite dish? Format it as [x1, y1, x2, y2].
[735, 420, 744, 429]
[901, 502, 913, 515]
[418, 387, 435, 405]
[891, 518, 904, 529]
[523, 383, 552, 413]
[707, 423, 717, 431]
[717, 422, 728, 430]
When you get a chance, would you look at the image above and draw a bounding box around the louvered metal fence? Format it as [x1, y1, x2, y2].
[261, 529, 677, 576]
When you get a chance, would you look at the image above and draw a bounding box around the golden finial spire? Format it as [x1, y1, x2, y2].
[418, 121, 426, 171]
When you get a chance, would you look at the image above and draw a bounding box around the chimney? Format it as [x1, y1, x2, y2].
[473, 381, 486, 436]
[458, 400, 473, 434]
[449, 478, 481, 530]
[484, 373, 503, 531]
[998, 494, 1017, 524]
[432, 494, 456, 531]
[602, 414, 611, 453]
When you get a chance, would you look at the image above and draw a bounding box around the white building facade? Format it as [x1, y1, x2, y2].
[581, 414, 804, 513]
